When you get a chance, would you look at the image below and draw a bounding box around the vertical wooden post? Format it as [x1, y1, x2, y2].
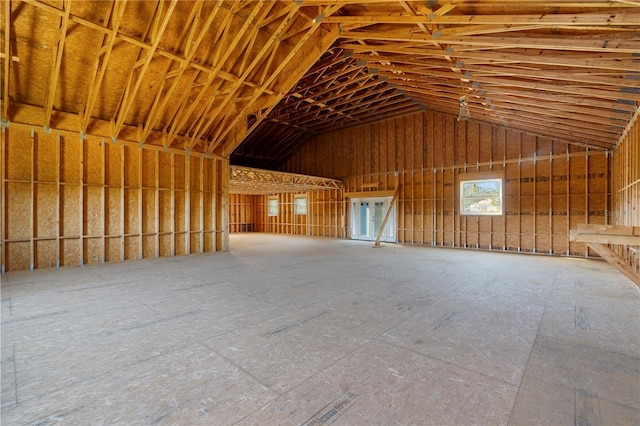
[155, 149, 159, 257]
[137, 143, 143, 260]
[185, 151, 190, 255]
[0, 127, 5, 274]
[585, 148, 590, 256]
[79, 133, 84, 266]
[501, 129, 507, 251]
[100, 137, 105, 263]
[120, 140, 125, 262]
[548, 148, 553, 254]
[199, 155, 204, 253]
[431, 167, 436, 246]
[221, 158, 229, 252]
[170, 152, 175, 256]
[421, 167, 424, 245]
[605, 150, 609, 226]
[55, 132, 60, 268]
[30, 128, 35, 270]
[532, 140, 537, 253]
[566, 146, 571, 255]
[517, 135, 521, 252]
[211, 156, 217, 251]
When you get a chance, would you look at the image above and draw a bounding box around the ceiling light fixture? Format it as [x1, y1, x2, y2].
[458, 95, 470, 121]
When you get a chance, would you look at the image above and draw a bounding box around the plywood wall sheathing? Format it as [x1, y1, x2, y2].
[1, 124, 227, 272]
[279, 110, 609, 257]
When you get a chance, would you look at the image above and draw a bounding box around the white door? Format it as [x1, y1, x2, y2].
[350, 197, 396, 242]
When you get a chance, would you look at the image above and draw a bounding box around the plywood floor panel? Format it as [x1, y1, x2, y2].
[1, 234, 638, 425]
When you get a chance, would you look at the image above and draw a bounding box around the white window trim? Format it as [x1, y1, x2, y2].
[294, 196, 307, 215]
[268, 197, 279, 217]
[459, 177, 503, 216]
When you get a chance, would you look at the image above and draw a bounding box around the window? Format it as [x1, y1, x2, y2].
[294, 196, 307, 215]
[460, 178, 502, 215]
[268, 198, 279, 216]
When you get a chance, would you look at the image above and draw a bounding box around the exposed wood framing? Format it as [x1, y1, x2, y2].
[570, 224, 640, 246]
[111, 0, 178, 140]
[42, 0, 71, 129]
[2, 0, 10, 122]
[79, 1, 127, 135]
[5, 1, 638, 166]
[230, 166, 342, 195]
[586, 242, 640, 287]
[374, 181, 400, 248]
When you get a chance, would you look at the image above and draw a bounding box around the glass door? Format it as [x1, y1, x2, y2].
[350, 197, 396, 242]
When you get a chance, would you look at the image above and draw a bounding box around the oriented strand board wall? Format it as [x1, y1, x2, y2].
[259, 191, 344, 237]
[282, 110, 609, 257]
[228, 191, 345, 238]
[229, 193, 259, 232]
[611, 113, 639, 273]
[1, 125, 228, 273]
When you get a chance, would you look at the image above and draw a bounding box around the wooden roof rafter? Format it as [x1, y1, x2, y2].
[196, 2, 308, 151]
[111, 0, 178, 140]
[42, 0, 71, 130]
[2, 0, 10, 122]
[79, 0, 127, 136]
[164, 0, 269, 150]
[139, 1, 222, 143]
[5, 0, 640, 168]
[213, 2, 346, 157]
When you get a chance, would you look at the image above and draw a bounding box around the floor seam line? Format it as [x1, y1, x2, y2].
[506, 269, 557, 425]
[371, 336, 519, 388]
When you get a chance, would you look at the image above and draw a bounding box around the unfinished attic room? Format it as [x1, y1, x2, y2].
[2, 0, 640, 424]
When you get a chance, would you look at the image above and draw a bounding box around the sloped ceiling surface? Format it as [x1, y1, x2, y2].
[3, 1, 640, 169]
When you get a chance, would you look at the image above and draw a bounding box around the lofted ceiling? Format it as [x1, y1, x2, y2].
[2, 1, 640, 171]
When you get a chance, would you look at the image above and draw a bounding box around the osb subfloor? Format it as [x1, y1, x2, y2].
[1, 234, 639, 425]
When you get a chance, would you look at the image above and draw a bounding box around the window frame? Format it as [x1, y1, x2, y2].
[294, 195, 308, 215]
[459, 175, 503, 216]
[267, 197, 279, 217]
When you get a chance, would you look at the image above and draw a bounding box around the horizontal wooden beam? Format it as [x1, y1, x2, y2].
[345, 190, 396, 198]
[328, 11, 640, 26]
[571, 224, 640, 244]
[586, 243, 640, 287]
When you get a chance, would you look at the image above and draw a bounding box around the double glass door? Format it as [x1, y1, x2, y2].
[350, 197, 396, 242]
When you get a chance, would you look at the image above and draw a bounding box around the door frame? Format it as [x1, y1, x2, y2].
[349, 196, 397, 243]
